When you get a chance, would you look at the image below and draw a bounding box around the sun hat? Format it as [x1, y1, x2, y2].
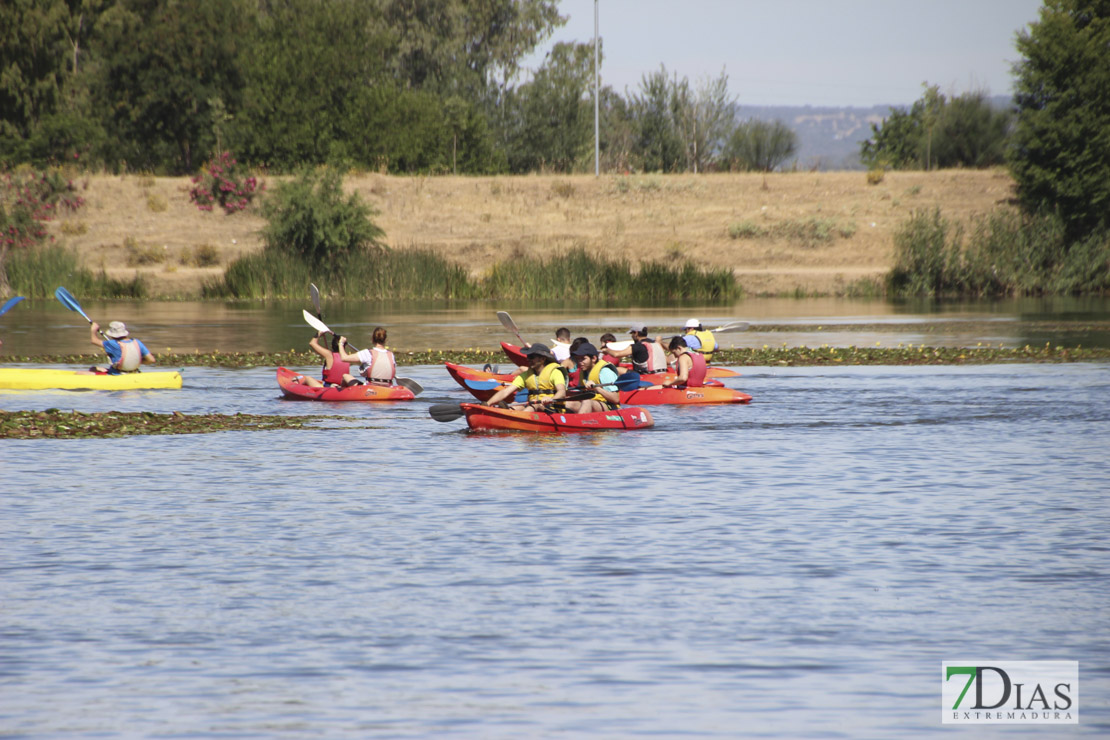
[105, 321, 129, 339]
[571, 342, 599, 358]
[521, 342, 556, 361]
[684, 318, 701, 329]
[628, 323, 648, 335]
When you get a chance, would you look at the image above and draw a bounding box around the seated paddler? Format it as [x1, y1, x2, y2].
[649, 335, 707, 390]
[565, 342, 620, 414]
[89, 321, 156, 374]
[483, 342, 568, 412]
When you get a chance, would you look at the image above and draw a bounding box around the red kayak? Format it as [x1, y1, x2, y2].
[499, 341, 740, 379]
[461, 402, 654, 432]
[276, 367, 415, 401]
[444, 362, 751, 405]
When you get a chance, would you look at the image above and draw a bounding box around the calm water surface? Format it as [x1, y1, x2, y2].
[2, 296, 1110, 355]
[1, 356, 1107, 737]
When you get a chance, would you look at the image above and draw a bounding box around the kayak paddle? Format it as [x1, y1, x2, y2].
[429, 391, 599, 423]
[711, 321, 750, 333]
[300, 309, 423, 395]
[55, 286, 104, 337]
[0, 295, 26, 317]
[309, 283, 322, 318]
[496, 311, 527, 346]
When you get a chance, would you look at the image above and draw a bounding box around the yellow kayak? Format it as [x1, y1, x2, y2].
[0, 368, 183, 390]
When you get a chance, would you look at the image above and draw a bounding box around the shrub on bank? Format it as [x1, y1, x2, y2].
[189, 152, 263, 214]
[889, 208, 1110, 296]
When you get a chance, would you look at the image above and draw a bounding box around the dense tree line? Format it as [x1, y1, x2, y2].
[0, 0, 797, 175]
[859, 85, 1012, 171]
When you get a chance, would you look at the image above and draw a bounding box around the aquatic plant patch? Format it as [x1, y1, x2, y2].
[0, 409, 338, 439]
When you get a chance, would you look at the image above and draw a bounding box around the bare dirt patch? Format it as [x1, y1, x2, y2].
[48, 169, 1015, 298]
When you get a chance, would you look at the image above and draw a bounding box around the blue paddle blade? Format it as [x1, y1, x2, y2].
[0, 295, 25, 316]
[614, 372, 642, 390]
[464, 378, 502, 392]
[54, 286, 92, 323]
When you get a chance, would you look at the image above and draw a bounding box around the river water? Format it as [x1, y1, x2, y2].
[2, 299, 1109, 737]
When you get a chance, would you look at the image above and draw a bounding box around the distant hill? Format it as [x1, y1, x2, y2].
[737, 105, 886, 171]
[740, 96, 1012, 171]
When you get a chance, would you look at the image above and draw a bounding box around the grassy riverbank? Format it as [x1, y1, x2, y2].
[39, 170, 1013, 298]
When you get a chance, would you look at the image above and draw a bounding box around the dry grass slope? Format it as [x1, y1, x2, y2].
[48, 169, 1015, 298]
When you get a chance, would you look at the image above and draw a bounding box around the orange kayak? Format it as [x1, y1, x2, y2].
[276, 367, 415, 401]
[499, 341, 739, 378]
[460, 402, 654, 432]
[444, 363, 751, 405]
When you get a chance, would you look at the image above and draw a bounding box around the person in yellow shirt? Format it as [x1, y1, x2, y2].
[483, 343, 568, 412]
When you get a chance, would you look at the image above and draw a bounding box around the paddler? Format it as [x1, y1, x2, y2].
[606, 324, 667, 374]
[337, 327, 396, 386]
[89, 321, 156, 374]
[483, 342, 568, 412]
[649, 336, 707, 390]
[565, 342, 620, 413]
[292, 331, 349, 388]
[683, 318, 717, 362]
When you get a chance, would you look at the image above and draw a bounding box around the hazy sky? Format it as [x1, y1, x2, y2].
[521, 0, 1046, 108]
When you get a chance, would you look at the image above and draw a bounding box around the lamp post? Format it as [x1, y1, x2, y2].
[594, 0, 599, 176]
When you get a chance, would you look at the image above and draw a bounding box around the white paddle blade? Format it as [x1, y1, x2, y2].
[302, 309, 330, 335]
[496, 311, 520, 333]
[605, 339, 634, 351]
[712, 322, 750, 333]
[309, 284, 321, 315]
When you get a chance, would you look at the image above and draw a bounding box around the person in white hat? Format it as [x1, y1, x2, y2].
[90, 320, 156, 374]
[682, 318, 717, 362]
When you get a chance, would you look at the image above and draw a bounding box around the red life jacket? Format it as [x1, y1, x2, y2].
[322, 352, 350, 386]
[686, 350, 707, 388]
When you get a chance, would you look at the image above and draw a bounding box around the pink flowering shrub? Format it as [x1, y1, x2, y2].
[1, 170, 85, 251]
[189, 152, 263, 214]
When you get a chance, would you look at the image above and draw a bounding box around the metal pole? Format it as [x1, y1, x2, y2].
[594, 0, 599, 177]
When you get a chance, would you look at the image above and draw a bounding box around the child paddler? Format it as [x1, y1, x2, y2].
[291, 331, 349, 388]
[483, 343, 568, 412]
[565, 342, 620, 414]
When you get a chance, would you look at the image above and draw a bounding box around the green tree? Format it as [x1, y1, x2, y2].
[860, 105, 924, 170]
[629, 66, 685, 172]
[232, 0, 387, 169]
[861, 87, 1011, 171]
[1010, 0, 1110, 239]
[504, 41, 594, 172]
[723, 119, 797, 172]
[374, 0, 564, 96]
[931, 92, 1011, 168]
[676, 69, 737, 173]
[92, 0, 251, 172]
[0, 0, 72, 161]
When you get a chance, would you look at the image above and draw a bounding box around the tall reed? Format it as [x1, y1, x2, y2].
[7, 244, 146, 298]
[209, 245, 739, 302]
[482, 247, 738, 302]
[206, 246, 479, 300]
[890, 207, 1110, 296]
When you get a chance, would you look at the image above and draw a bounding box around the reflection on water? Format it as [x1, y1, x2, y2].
[1, 295, 1109, 357]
